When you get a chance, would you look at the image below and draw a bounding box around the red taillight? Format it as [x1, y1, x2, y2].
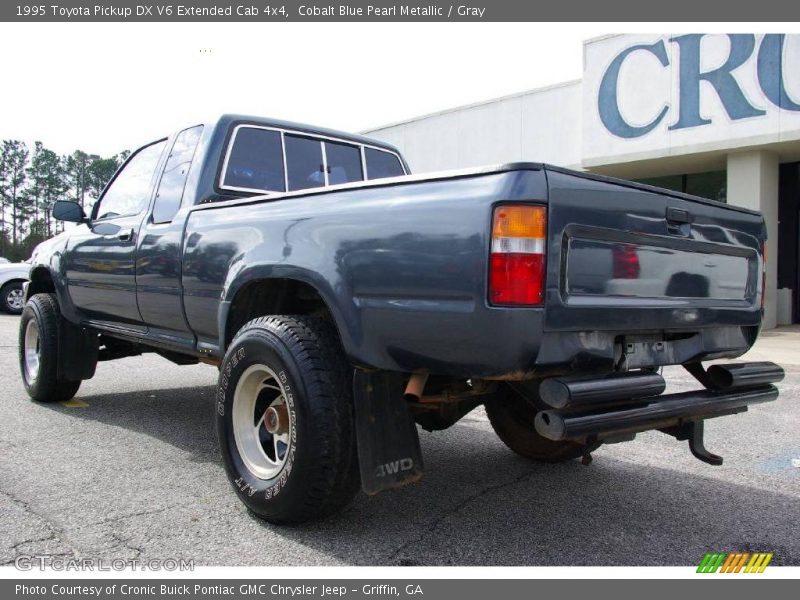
[612, 244, 641, 279]
[489, 205, 546, 306]
[490, 253, 545, 305]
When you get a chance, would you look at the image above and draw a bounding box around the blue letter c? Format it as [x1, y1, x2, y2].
[598, 40, 670, 139]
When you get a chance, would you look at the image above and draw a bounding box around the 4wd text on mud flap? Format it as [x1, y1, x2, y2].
[375, 458, 415, 478]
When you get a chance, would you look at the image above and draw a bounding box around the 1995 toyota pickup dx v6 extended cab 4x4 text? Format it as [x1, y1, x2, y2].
[19, 114, 784, 523]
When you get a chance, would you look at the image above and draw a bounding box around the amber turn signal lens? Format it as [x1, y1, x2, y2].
[491, 205, 546, 239]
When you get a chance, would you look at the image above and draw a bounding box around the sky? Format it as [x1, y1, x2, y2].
[2, 22, 790, 158]
[0, 22, 605, 157]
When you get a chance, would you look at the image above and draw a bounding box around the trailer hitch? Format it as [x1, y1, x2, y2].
[663, 420, 723, 465]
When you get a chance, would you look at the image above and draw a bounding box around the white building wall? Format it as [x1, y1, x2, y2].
[366, 81, 582, 174]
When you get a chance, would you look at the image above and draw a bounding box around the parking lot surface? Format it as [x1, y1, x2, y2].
[1, 314, 798, 566]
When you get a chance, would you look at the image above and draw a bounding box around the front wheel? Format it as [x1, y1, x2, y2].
[19, 293, 81, 403]
[485, 384, 590, 463]
[216, 315, 359, 524]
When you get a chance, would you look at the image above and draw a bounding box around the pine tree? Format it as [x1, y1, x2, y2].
[27, 142, 67, 237]
[0, 148, 7, 256]
[0, 140, 29, 248]
[1, 140, 132, 257]
[42, 149, 67, 236]
[26, 142, 45, 235]
[64, 150, 90, 209]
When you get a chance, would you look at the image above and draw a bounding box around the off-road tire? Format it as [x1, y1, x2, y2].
[485, 384, 589, 463]
[19, 293, 81, 403]
[1, 281, 25, 315]
[216, 315, 359, 524]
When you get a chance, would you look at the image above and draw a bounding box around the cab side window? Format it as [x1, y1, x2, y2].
[95, 140, 166, 220]
[285, 135, 325, 191]
[325, 141, 363, 185]
[152, 125, 203, 223]
[222, 127, 285, 192]
[365, 148, 405, 180]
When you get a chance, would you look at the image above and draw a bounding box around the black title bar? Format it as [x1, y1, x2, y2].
[3, 0, 800, 21]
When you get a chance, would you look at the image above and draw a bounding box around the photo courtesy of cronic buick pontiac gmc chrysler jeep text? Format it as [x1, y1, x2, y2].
[18, 115, 784, 523]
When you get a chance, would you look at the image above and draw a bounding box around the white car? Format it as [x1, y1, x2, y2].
[0, 262, 29, 315]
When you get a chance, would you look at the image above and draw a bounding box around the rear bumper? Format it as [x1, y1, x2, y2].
[533, 361, 783, 442]
[529, 325, 758, 379]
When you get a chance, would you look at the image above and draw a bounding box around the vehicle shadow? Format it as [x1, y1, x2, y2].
[45, 384, 221, 463]
[47, 386, 800, 566]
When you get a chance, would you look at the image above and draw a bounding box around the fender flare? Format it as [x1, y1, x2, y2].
[217, 264, 361, 359]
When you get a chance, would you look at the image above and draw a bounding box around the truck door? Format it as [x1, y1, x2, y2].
[135, 125, 203, 352]
[64, 139, 167, 327]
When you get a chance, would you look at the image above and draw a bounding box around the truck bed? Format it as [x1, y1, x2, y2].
[182, 162, 765, 379]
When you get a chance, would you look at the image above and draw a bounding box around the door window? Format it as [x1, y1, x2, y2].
[152, 125, 203, 223]
[95, 140, 167, 220]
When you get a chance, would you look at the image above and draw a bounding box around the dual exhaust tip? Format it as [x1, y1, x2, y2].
[534, 361, 784, 442]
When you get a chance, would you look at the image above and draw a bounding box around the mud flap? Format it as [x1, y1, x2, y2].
[58, 320, 98, 381]
[353, 370, 424, 495]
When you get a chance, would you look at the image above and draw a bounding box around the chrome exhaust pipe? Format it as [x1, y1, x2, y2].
[539, 371, 665, 410]
[706, 361, 784, 390]
[535, 384, 779, 441]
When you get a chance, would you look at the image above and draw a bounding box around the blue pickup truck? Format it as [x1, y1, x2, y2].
[19, 115, 783, 523]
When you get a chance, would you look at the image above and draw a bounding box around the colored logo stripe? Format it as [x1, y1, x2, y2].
[697, 553, 726, 573]
[734, 553, 750, 573]
[745, 553, 773, 573]
[720, 553, 737, 572]
[698, 552, 773, 573]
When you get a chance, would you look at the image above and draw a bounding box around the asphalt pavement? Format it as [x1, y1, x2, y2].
[1, 314, 798, 566]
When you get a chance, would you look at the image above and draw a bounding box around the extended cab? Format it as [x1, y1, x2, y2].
[20, 115, 783, 523]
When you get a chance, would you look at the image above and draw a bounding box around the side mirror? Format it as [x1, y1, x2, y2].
[52, 200, 87, 223]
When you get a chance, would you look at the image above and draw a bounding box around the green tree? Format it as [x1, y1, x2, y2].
[1, 141, 131, 258]
[0, 140, 30, 249]
[0, 149, 7, 255]
[64, 150, 90, 209]
[0, 228, 10, 259]
[27, 142, 67, 237]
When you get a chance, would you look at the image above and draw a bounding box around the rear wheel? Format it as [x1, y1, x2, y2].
[19, 293, 81, 403]
[216, 315, 359, 524]
[485, 384, 589, 463]
[1, 281, 25, 315]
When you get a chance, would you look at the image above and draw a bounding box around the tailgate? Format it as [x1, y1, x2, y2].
[543, 167, 765, 333]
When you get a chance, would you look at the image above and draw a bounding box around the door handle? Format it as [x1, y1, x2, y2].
[666, 207, 691, 225]
[117, 228, 134, 242]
